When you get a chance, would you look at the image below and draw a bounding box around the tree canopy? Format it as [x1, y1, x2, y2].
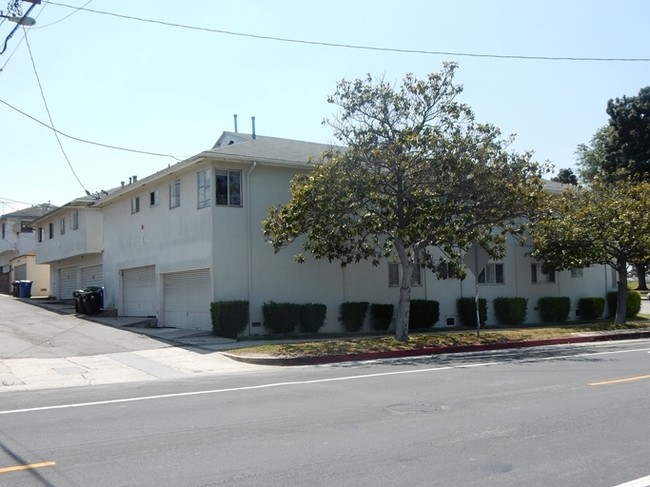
[551, 168, 578, 186]
[531, 178, 650, 324]
[263, 64, 545, 341]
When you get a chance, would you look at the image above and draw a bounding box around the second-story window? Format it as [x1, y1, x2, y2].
[478, 263, 504, 284]
[38, 227, 44, 242]
[48, 222, 54, 239]
[60, 218, 66, 235]
[170, 180, 181, 208]
[150, 190, 159, 207]
[216, 170, 242, 207]
[131, 196, 140, 214]
[71, 210, 79, 230]
[197, 170, 211, 209]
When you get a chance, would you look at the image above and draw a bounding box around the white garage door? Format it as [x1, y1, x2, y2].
[163, 268, 212, 329]
[81, 265, 103, 289]
[122, 266, 156, 317]
[58, 266, 78, 300]
[14, 264, 27, 281]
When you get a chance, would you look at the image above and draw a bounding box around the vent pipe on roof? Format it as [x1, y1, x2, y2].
[121, 181, 125, 188]
[234, 114, 238, 133]
[251, 116, 256, 139]
[129, 177, 132, 184]
[133, 175, 137, 183]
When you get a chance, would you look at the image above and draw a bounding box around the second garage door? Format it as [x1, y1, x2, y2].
[122, 266, 156, 317]
[162, 269, 212, 329]
[58, 266, 78, 300]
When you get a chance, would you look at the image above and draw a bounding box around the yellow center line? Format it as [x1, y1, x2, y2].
[0, 461, 56, 474]
[589, 374, 650, 386]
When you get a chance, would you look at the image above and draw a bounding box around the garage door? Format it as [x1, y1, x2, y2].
[58, 266, 78, 300]
[162, 269, 211, 329]
[122, 266, 156, 317]
[14, 264, 27, 281]
[81, 265, 103, 289]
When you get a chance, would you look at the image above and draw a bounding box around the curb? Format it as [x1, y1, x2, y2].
[222, 330, 650, 366]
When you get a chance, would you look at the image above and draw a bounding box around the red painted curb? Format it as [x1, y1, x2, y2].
[223, 331, 650, 367]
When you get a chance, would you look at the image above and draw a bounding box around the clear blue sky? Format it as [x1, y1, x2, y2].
[1, 0, 648, 211]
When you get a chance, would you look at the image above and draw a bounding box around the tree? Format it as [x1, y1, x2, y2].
[531, 178, 650, 324]
[263, 64, 545, 341]
[603, 86, 650, 178]
[575, 125, 613, 183]
[551, 168, 578, 186]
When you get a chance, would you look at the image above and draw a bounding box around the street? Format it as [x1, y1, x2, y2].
[1, 340, 649, 486]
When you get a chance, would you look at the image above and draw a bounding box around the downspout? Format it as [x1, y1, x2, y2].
[246, 161, 257, 335]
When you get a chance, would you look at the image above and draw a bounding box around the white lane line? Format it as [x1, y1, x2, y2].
[1, 343, 648, 416]
[611, 474, 650, 487]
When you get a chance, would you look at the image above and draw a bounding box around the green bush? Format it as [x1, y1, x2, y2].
[369, 303, 394, 331]
[210, 300, 249, 339]
[493, 297, 528, 326]
[538, 297, 571, 323]
[263, 302, 300, 334]
[409, 299, 440, 331]
[607, 291, 641, 318]
[456, 297, 487, 327]
[340, 302, 369, 332]
[578, 297, 605, 320]
[299, 303, 327, 334]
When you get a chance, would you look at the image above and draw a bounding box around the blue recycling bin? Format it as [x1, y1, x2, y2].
[18, 280, 33, 298]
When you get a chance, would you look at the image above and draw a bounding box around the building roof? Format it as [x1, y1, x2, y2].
[1, 204, 58, 220]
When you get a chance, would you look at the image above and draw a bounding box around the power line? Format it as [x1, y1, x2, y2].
[24, 30, 89, 194]
[0, 97, 184, 160]
[33, 0, 92, 29]
[46, 1, 650, 63]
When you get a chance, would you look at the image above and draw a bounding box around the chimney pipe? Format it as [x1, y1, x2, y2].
[234, 114, 238, 133]
[121, 181, 125, 188]
[133, 175, 138, 183]
[129, 177, 132, 184]
[251, 116, 256, 139]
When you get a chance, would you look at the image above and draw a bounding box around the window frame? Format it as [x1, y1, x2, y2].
[531, 263, 556, 284]
[388, 262, 422, 287]
[170, 180, 181, 209]
[131, 196, 140, 214]
[478, 262, 505, 285]
[570, 267, 584, 278]
[150, 190, 159, 207]
[215, 170, 242, 207]
[197, 170, 211, 209]
[48, 222, 54, 240]
[60, 218, 66, 235]
[71, 210, 79, 230]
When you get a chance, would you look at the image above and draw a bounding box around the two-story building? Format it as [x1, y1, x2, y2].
[0, 204, 56, 295]
[86, 131, 613, 333]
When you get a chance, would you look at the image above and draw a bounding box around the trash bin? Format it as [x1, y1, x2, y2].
[73, 290, 87, 314]
[18, 280, 33, 298]
[84, 291, 102, 315]
[12, 281, 20, 297]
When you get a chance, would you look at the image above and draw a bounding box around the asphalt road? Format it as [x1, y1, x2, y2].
[1, 340, 649, 487]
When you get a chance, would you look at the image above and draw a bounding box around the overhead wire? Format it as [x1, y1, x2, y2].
[46, 1, 650, 63]
[32, 0, 92, 29]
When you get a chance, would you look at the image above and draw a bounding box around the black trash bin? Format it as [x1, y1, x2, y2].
[84, 291, 102, 315]
[73, 290, 87, 314]
[12, 281, 20, 297]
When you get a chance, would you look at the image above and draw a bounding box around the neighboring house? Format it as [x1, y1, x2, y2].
[92, 131, 613, 332]
[0, 204, 56, 295]
[33, 195, 106, 301]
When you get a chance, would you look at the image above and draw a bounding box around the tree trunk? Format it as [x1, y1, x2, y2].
[636, 262, 648, 291]
[615, 262, 628, 325]
[394, 239, 413, 342]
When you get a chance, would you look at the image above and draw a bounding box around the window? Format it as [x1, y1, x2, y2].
[150, 190, 159, 207]
[38, 227, 44, 242]
[216, 170, 242, 207]
[60, 218, 66, 235]
[131, 196, 140, 214]
[531, 263, 555, 283]
[570, 267, 583, 278]
[197, 170, 211, 208]
[478, 263, 504, 284]
[71, 210, 79, 230]
[1, 222, 4, 239]
[170, 180, 181, 208]
[388, 262, 422, 287]
[20, 220, 33, 233]
[48, 222, 54, 239]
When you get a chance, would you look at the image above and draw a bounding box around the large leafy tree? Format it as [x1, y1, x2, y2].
[551, 168, 578, 186]
[263, 63, 545, 341]
[575, 125, 614, 183]
[531, 178, 650, 324]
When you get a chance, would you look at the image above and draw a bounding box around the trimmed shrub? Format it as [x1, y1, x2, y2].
[299, 303, 327, 334]
[369, 303, 394, 331]
[340, 302, 369, 332]
[538, 297, 571, 323]
[263, 302, 300, 334]
[457, 297, 487, 327]
[578, 297, 605, 320]
[210, 300, 249, 339]
[409, 299, 440, 331]
[493, 297, 528, 326]
[607, 291, 642, 318]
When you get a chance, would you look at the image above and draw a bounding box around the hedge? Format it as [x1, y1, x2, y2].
[409, 299, 439, 331]
[299, 303, 327, 334]
[457, 297, 487, 327]
[263, 302, 300, 334]
[493, 297, 528, 326]
[538, 296, 570, 323]
[340, 302, 369, 332]
[578, 297, 605, 320]
[210, 300, 249, 339]
[369, 303, 394, 331]
[606, 291, 641, 318]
